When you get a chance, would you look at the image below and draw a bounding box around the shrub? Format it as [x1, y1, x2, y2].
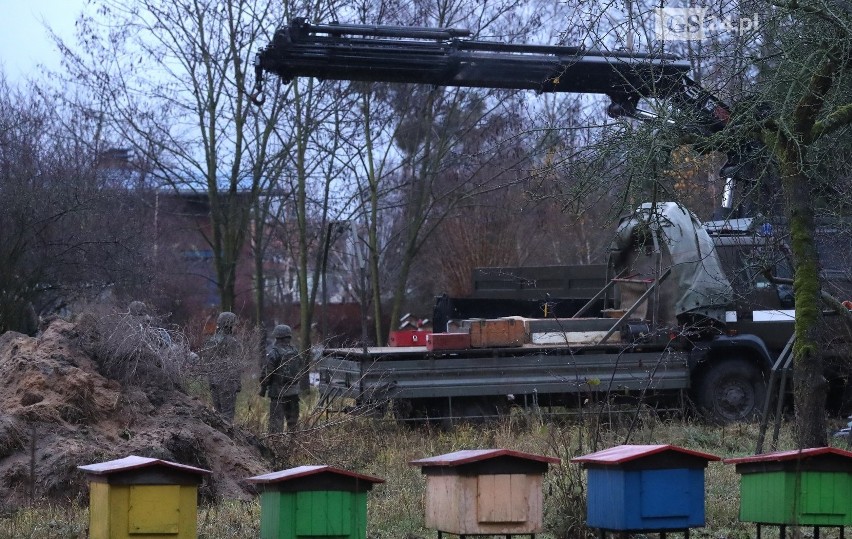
[78, 308, 193, 387]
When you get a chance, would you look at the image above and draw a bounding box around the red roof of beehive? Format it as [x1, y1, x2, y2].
[78, 455, 210, 475]
[571, 444, 720, 465]
[246, 465, 384, 485]
[409, 449, 560, 467]
[724, 447, 852, 464]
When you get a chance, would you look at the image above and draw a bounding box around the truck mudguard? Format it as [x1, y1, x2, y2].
[694, 334, 775, 370]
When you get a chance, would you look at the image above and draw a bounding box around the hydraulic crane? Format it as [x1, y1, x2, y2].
[254, 18, 742, 212]
[255, 18, 731, 132]
[250, 19, 852, 424]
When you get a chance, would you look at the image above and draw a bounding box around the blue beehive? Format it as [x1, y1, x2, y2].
[572, 444, 720, 532]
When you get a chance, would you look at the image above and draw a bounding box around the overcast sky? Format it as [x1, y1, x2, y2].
[0, 0, 87, 83]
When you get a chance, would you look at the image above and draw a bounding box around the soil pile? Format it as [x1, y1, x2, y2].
[0, 318, 270, 511]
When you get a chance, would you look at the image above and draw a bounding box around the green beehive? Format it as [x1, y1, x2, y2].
[247, 465, 384, 539]
[726, 447, 852, 526]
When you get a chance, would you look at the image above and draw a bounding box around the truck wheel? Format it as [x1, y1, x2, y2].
[696, 358, 767, 423]
[391, 398, 449, 428]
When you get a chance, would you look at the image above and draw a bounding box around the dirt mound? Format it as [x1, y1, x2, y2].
[0, 319, 270, 510]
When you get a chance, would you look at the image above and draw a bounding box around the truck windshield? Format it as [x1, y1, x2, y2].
[715, 237, 793, 309]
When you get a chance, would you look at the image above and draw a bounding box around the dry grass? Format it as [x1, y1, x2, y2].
[0, 505, 87, 539]
[7, 408, 845, 539]
[256, 410, 787, 539]
[198, 501, 260, 538]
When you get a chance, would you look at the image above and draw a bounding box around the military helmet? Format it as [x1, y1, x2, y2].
[128, 301, 148, 316]
[272, 324, 292, 339]
[217, 311, 237, 330]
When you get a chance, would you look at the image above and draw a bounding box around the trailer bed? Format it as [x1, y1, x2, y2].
[316, 344, 691, 409]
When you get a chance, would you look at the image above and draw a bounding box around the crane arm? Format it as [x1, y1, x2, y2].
[255, 18, 749, 218]
[255, 18, 730, 133]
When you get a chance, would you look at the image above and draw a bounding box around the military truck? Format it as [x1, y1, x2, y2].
[314, 203, 852, 423]
[254, 19, 852, 423]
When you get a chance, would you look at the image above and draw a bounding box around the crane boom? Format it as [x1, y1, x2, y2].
[256, 18, 731, 133]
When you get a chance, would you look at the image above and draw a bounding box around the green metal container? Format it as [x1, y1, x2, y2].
[247, 465, 384, 539]
[726, 447, 852, 526]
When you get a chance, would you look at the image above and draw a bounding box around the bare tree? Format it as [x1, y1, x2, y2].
[0, 76, 152, 332]
[60, 0, 291, 316]
[750, 7, 852, 447]
[330, 0, 555, 344]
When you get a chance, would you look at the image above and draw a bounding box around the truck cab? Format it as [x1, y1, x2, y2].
[700, 217, 852, 418]
[706, 219, 795, 354]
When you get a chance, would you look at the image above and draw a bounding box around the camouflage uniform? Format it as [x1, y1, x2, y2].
[128, 301, 148, 317]
[261, 324, 300, 432]
[202, 312, 242, 421]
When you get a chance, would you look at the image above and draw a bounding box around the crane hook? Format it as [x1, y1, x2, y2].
[248, 64, 265, 106]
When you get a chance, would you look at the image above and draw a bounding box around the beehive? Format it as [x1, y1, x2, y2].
[572, 444, 720, 532]
[246, 465, 384, 539]
[410, 449, 560, 536]
[725, 447, 852, 526]
[78, 455, 210, 539]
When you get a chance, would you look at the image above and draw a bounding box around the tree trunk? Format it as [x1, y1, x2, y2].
[778, 144, 828, 448]
[253, 200, 266, 326]
[763, 50, 841, 448]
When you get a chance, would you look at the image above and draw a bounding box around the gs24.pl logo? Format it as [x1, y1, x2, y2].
[654, 8, 759, 40]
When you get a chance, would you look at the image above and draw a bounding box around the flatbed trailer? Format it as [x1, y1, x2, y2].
[316, 342, 692, 421]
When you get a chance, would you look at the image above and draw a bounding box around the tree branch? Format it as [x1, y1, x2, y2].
[793, 53, 838, 144]
[770, 0, 851, 32]
[811, 102, 852, 140]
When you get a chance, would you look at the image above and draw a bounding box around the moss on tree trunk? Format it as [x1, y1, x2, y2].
[784, 167, 828, 447]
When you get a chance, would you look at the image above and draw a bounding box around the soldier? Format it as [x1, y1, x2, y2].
[260, 324, 300, 432]
[128, 301, 148, 317]
[126, 301, 154, 335]
[201, 311, 242, 421]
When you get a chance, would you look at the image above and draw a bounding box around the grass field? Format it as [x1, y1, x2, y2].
[4, 405, 840, 539]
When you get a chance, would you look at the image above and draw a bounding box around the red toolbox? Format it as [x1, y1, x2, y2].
[426, 332, 471, 351]
[388, 330, 430, 347]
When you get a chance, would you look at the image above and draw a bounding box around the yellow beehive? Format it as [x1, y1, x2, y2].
[78, 455, 210, 539]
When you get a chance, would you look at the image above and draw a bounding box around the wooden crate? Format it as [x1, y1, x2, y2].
[522, 317, 619, 345]
[465, 318, 524, 348]
[426, 332, 471, 351]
